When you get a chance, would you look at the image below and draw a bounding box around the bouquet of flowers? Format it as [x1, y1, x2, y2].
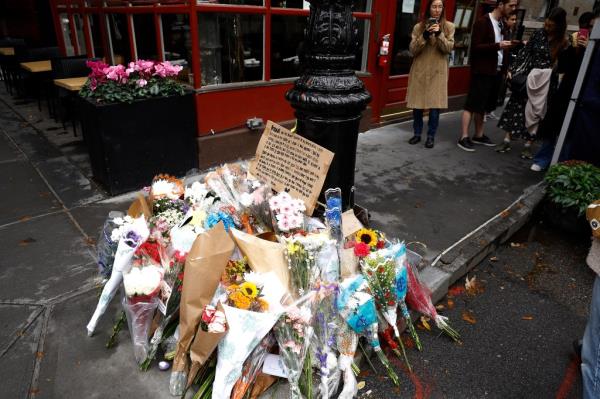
[313, 282, 341, 399]
[96, 211, 125, 281]
[360, 252, 413, 370]
[347, 228, 386, 259]
[212, 271, 285, 399]
[283, 234, 330, 298]
[336, 323, 359, 399]
[121, 254, 164, 365]
[273, 298, 314, 399]
[87, 215, 149, 336]
[237, 178, 273, 234]
[337, 275, 400, 387]
[405, 259, 460, 342]
[230, 333, 277, 399]
[80, 59, 185, 104]
[269, 191, 306, 234]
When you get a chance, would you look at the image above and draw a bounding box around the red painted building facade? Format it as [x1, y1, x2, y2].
[48, 0, 482, 165]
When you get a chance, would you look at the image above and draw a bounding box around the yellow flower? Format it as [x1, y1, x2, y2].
[287, 242, 300, 255]
[229, 290, 251, 310]
[239, 282, 258, 299]
[355, 228, 378, 247]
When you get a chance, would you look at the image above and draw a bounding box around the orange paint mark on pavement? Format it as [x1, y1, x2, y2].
[556, 356, 581, 399]
[386, 349, 433, 399]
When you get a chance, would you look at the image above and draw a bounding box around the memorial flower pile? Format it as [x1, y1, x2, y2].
[86, 161, 460, 398]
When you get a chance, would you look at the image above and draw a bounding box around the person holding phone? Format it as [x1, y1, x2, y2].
[457, 0, 517, 152]
[572, 12, 594, 49]
[405, 0, 455, 148]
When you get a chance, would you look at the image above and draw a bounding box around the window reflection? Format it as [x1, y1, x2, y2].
[89, 14, 105, 59]
[74, 14, 87, 55]
[390, 0, 422, 76]
[60, 13, 75, 56]
[451, 0, 476, 66]
[271, 0, 371, 12]
[271, 15, 305, 79]
[133, 14, 158, 60]
[107, 14, 131, 64]
[162, 14, 192, 84]
[198, 13, 263, 86]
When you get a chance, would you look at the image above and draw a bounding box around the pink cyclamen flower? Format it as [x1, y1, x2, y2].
[137, 79, 148, 87]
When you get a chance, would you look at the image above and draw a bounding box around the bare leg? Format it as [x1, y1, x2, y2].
[473, 113, 484, 138]
[461, 110, 472, 139]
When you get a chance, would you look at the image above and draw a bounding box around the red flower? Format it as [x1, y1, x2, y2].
[377, 240, 385, 249]
[174, 250, 187, 263]
[354, 242, 370, 257]
[381, 327, 398, 350]
[135, 241, 162, 264]
[378, 267, 385, 273]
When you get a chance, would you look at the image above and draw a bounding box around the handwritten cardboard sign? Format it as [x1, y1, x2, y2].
[249, 121, 334, 215]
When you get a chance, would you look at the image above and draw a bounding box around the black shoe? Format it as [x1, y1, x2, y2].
[471, 134, 495, 146]
[408, 136, 421, 145]
[457, 137, 475, 152]
[425, 136, 434, 148]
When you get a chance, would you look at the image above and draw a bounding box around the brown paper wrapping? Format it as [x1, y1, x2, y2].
[172, 222, 235, 372]
[186, 301, 227, 387]
[230, 229, 290, 292]
[342, 209, 364, 239]
[127, 193, 152, 220]
[249, 373, 277, 399]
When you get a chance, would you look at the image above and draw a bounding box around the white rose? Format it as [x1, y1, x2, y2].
[240, 192, 253, 207]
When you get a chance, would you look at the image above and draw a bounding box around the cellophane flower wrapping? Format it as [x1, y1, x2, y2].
[312, 282, 341, 399]
[273, 298, 314, 399]
[122, 294, 160, 365]
[336, 323, 359, 399]
[212, 304, 280, 399]
[337, 275, 400, 387]
[360, 253, 399, 339]
[405, 255, 460, 341]
[237, 178, 274, 234]
[87, 215, 149, 336]
[283, 234, 330, 298]
[205, 165, 244, 213]
[96, 211, 124, 281]
[324, 188, 343, 250]
[121, 246, 163, 365]
[269, 192, 306, 235]
[230, 333, 276, 399]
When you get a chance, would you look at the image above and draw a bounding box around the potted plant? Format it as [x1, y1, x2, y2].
[542, 160, 600, 235]
[79, 60, 198, 195]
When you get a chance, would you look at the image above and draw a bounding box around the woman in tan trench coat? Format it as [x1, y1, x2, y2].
[406, 0, 454, 148]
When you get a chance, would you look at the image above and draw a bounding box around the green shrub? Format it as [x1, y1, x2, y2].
[545, 161, 600, 215]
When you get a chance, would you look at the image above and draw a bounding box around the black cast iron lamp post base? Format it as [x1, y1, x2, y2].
[286, 0, 371, 211]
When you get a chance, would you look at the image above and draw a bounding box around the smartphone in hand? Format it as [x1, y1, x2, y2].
[579, 28, 589, 40]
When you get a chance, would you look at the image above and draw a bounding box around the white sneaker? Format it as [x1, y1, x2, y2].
[530, 164, 543, 172]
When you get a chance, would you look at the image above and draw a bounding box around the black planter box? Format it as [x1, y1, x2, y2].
[80, 93, 198, 195]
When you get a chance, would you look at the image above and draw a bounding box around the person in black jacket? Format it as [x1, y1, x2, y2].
[457, 0, 517, 152]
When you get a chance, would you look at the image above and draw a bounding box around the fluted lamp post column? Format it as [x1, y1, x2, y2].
[285, 0, 371, 211]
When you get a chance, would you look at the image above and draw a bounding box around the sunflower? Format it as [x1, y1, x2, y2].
[239, 282, 259, 299]
[355, 228, 378, 247]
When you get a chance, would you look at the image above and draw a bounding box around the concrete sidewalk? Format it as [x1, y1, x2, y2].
[0, 87, 543, 398]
